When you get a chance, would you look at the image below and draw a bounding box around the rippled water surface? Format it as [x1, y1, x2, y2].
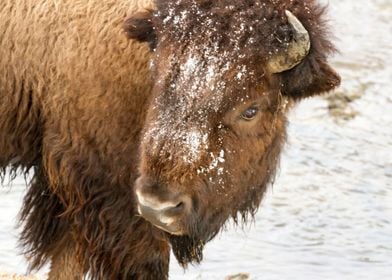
[1, 0, 391, 279]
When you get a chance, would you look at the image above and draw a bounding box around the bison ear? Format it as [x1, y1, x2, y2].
[280, 57, 341, 100]
[124, 9, 156, 50]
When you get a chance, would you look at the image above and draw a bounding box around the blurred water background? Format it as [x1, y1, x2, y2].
[1, 0, 391, 279]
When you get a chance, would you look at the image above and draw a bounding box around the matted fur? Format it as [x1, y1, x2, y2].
[1, 0, 169, 279]
[1, 0, 339, 279]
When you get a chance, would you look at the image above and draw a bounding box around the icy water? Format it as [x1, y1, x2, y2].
[1, 0, 391, 279]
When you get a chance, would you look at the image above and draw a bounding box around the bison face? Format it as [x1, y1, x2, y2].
[136, 73, 287, 237]
[125, 0, 340, 265]
[135, 71, 288, 264]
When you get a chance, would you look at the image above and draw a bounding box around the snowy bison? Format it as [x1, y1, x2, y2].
[0, 0, 340, 279]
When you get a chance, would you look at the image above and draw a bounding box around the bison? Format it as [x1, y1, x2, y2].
[0, 0, 340, 279]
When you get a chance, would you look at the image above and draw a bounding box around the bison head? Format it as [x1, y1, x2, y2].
[125, 0, 340, 265]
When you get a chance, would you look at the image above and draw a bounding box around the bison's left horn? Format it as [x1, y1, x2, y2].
[267, 10, 311, 73]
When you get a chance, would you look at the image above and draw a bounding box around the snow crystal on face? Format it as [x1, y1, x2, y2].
[182, 56, 199, 77]
[197, 149, 225, 174]
[182, 129, 209, 163]
[206, 65, 215, 85]
[218, 149, 225, 162]
[236, 65, 247, 80]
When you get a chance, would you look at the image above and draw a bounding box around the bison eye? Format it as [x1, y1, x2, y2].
[240, 106, 259, 121]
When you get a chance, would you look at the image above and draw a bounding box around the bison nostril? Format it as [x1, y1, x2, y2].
[164, 201, 185, 216]
[175, 202, 183, 209]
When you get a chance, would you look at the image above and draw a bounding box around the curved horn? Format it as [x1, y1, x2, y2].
[267, 10, 311, 73]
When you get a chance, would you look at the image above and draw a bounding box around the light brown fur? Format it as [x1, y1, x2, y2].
[1, 0, 170, 279]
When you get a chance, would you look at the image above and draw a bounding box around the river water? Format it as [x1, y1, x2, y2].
[1, 0, 391, 279]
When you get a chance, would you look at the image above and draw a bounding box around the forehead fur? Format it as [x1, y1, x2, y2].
[154, 0, 321, 65]
[145, 0, 300, 167]
[144, 0, 334, 168]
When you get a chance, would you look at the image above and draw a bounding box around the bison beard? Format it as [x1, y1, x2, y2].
[169, 235, 205, 266]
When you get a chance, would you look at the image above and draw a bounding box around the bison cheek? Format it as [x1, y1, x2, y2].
[219, 133, 278, 215]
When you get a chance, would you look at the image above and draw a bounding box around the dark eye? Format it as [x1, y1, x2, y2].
[240, 106, 259, 121]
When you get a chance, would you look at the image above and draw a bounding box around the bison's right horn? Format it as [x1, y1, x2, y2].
[267, 10, 311, 74]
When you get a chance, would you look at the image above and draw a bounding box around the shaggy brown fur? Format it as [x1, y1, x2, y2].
[1, 0, 169, 279]
[0, 0, 340, 279]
